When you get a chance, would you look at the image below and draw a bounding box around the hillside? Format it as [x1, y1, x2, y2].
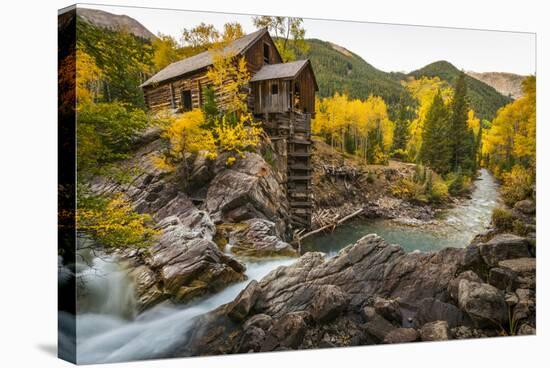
[408, 61, 512, 120]
[466, 71, 527, 99]
[77, 7, 156, 40]
[295, 39, 414, 109]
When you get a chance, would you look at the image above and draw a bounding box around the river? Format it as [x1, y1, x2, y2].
[62, 168, 500, 364]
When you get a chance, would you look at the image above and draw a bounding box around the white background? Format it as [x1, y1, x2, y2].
[0, 0, 547, 367]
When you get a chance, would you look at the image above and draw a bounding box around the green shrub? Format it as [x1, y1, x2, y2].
[492, 207, 515, 232]
[429, 179, 449, 203]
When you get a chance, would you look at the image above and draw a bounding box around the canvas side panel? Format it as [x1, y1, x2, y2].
[58, 6, 77, 364]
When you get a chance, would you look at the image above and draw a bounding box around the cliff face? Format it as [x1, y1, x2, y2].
[77, 7, 156, 40]
[467, 71, 527, 100]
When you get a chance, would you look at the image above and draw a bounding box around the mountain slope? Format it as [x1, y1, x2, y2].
[466, 71, 526, 100]
[408, 61, 512, 120]
[77, 7, 156, 40]
[295, 39, 413, 108]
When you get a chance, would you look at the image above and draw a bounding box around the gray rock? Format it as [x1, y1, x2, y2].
[128, 265, 165, 311]
[499, 258, 536, 289]
[374, 297, 402, 324]
[513, 288, 535, 322]
[458, 280, 508, 328]
[415, 297, 470, 328]
[383, 328, 418, 344]
[504, 292, 519, 307]
[237, 326, 266, 353]
[517, 323, 536, 336]
[448, 270, 483, 302]
[478, 234, 531, 267]
[488, 267, 517, 291]
[206, 152, 290, 234]
[363, 307, 396, 342]
[309, 285, 348, 322]
[498, 258, 536, 275]
[227, 218, 297, 257]
[263, 312, 308, 350]
[514, 199, 536, 215]
[243, 314, 273, 331]
[420, 321, 450, 341]
[156, 238, 246, 302]
[228, 280, 260, 322]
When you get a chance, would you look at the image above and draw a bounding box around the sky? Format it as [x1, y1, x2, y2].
[84, 4, 536, 75]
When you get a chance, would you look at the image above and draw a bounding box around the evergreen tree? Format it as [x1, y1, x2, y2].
[449, 73, 475, 174]
[391, 100, 410, 152]
[419, 91, 452, 174]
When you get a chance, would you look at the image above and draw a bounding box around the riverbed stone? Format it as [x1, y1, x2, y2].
[478, 234, 531, 267]
[228, 280, 260, 322]
[448, 270, 483, 302]
[420, 321, 451, 341]
[362, 307, 396, 342]
[414, 297, 470, 328]
[383, 328, 418, 344]
[488, 267, 517, 291]
[514, 199, 536, 215]
[374, 297, 402, 324]
[226, 218, 297, 257]
[457, 280, 508, 328]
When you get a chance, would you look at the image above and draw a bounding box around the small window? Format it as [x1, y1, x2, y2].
[263, 43, 270, 64]
[181, 90, 192, 111]
[271, 84, 278, 95]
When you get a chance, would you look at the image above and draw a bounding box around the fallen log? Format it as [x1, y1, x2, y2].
[298, 207, 364, 242]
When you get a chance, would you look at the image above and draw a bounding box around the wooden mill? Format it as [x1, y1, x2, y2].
[140, 28, 318, 229]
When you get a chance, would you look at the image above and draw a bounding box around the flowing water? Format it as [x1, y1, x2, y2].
[63, 168, 500, 363]
[302, 168, 501, 255]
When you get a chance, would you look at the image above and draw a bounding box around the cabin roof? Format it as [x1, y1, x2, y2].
[140, 28, 268, 88]
[250, 60, 319, 90]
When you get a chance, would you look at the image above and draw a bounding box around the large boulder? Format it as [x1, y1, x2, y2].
[414, 297, 470, 328]
[448, 270, 483, 302]
[153, 237, 246, 302]
[225, 218, 297, 257]
[309, 285, 349, 322]
[228, 280, 260, 322]
[362, 307, 396, 342]
[374, 297, 402, 324]
[478, 234, 531, 267]
[500, 258, 536, 289]
[206, 152, 290, 235]
[457, 280, 508, 328]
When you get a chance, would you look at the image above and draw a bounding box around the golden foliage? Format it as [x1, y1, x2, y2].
[161, 109, 217, 161]
[156, 110, 262, 169]
[206, 51, 250, 115]
[77, 193, 158, 249]
[482, 76, 536, 179]
[404, 77, 453, 160]
[214, 113, 263, 163]
[76, 49, 103, 103]
[312, 93, 394, 163]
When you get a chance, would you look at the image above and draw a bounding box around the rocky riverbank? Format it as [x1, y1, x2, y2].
[88, 132, 297, 310]
[311, 138, 441, 228]
[174, 229, 535, 356]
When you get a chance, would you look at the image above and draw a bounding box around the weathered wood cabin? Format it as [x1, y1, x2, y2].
[140, 28, 318, 229]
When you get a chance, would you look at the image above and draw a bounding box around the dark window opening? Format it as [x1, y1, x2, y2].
[271, 84, 278, 95]
[263, 43, 270, 64]
[181, 90, 192, 111]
